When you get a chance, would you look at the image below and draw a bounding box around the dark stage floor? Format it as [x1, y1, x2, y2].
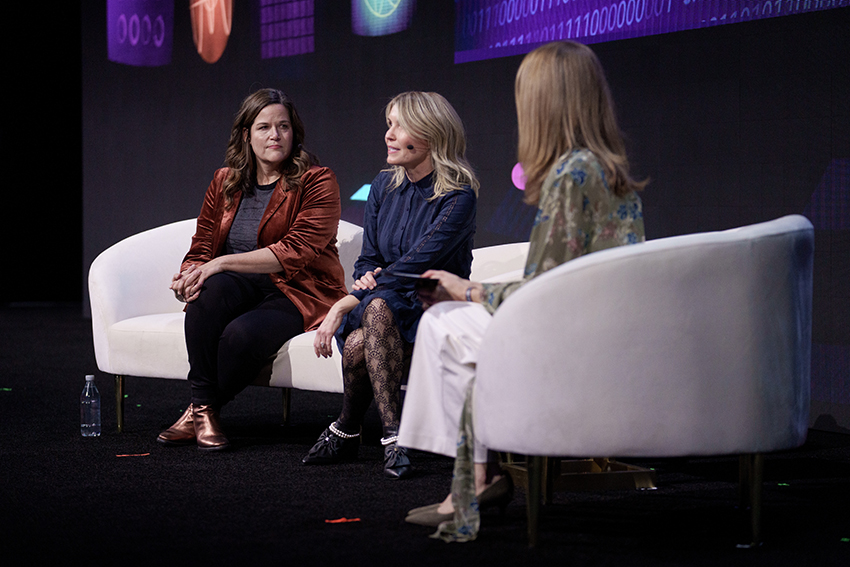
[1, 304, 849, 566]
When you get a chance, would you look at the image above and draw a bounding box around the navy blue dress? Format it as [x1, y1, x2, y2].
[336, 169, 477, 346]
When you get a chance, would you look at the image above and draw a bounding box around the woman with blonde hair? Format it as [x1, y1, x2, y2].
[399, 41, 646, 538]
[157, 88, 347, 451]
[302, 91, 478, 478]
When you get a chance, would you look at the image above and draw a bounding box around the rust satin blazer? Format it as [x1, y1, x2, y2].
[181, 165, 348, 331]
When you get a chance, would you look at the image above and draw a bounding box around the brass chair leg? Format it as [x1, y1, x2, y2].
[281, 387, 292, 426]
[737, 453, 764, 548]
[527, 455, 544, 548]
[115, 375, 125, 433]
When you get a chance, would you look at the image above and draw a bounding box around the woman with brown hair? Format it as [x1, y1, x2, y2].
[399, 41, 647, 538]
[156, 88, 347, 451]
[302, 91, 478, 479]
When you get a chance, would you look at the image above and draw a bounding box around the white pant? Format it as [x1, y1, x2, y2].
[398, 301, 493, 463]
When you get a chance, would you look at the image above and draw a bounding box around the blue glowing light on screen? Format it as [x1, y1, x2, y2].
[351, 184, 372, 201]
[352, 0, 416, 36]
[455, 0, 849, 64]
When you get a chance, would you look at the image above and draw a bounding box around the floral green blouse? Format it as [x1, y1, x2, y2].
[481, 148, 645, 312]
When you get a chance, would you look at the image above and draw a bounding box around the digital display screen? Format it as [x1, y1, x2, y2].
[455, 0, 849, 63]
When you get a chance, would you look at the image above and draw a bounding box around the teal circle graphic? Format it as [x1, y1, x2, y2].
[364, 0, 401, 18]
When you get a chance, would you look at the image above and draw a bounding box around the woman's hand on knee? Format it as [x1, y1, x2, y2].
[172, 261, 219, 303]
[170, 265, 200, 302]
[352, 267, 381, 291]
[170, 272, 188, 303]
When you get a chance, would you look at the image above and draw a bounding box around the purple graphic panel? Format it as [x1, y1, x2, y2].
[107, 0, 174, 67]
[260, 0, 315, 59]
[455, 0, 850, 63]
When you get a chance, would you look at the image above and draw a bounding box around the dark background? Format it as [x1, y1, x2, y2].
[4, 2, 848, 428]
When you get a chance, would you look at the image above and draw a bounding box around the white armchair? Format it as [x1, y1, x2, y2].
[473, 215, 814, 547]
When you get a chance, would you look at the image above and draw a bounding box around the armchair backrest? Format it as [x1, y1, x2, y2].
[474, 215, 814, 458]
[89, 219, 196, 327]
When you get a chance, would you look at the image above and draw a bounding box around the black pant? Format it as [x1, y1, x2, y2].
[184, 271, 304, 407]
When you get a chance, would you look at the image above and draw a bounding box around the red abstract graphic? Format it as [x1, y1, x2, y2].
[190, 0, 233, 63]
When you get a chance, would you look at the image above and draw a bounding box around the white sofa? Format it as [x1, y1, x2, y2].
[89, 217, 528, 431]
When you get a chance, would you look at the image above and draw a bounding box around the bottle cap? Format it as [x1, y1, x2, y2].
[86, 375, 95, 381]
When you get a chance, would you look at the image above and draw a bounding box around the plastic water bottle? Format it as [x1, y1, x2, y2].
[80, 374, 101, 437]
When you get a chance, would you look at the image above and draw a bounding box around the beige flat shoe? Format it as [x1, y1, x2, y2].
[404, 507, 453, 527]
[406, 503, 441, 517]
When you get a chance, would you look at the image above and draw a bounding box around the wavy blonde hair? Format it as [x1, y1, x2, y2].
[384, 91, 479, 199]
[222, 88, 318, 209]
[515, 41, 646, 204]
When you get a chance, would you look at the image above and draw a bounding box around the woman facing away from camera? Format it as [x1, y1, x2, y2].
[157, 88, 347, 451]
[302, 91, 478, 479]
[398, 41, 647, 539]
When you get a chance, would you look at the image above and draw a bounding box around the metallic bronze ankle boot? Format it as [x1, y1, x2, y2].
[156, 404, 196, 446]
[193, 404, 230, 451]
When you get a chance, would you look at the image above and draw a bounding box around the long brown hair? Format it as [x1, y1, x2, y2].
[384, 91, 479, 199]
[222, 88, 318, 208]
[515, 41, 646, 204]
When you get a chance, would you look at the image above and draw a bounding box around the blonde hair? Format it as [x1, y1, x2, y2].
[515, 41, 646, 204]
[384, 92, 479, 199]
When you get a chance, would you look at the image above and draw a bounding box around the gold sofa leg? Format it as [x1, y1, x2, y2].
[115, 375, 125, 433]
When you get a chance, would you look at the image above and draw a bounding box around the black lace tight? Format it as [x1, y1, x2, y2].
[337, 298, 411, 435]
